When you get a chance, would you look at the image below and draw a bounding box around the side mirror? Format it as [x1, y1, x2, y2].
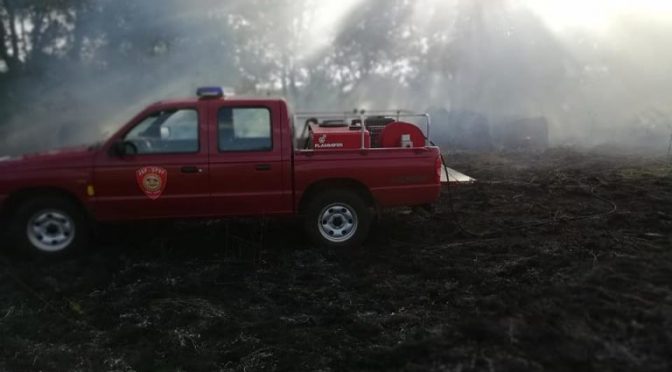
[111, 140, 138, 158]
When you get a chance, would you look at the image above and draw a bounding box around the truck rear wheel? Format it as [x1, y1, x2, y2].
[8, 196, 89, 258]
[304, 190, 372, 249]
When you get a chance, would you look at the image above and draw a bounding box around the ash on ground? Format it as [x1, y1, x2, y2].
[1, 149, 671, 371]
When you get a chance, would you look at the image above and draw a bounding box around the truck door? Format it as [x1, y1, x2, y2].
[207, 101, 291, 216]
[92, 104, 210, 220]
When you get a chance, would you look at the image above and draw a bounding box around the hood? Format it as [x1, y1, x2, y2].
[0, 145, 97, 171]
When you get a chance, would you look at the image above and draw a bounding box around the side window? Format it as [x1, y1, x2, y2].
[124, 109, 199, 154]
[218, 107, 272, 152]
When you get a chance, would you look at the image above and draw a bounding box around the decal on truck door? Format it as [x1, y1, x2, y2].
[136, 167, 168, 200]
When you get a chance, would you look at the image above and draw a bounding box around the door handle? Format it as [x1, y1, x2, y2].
[181, 166, 203, 174]
[255, 164, 272, 171]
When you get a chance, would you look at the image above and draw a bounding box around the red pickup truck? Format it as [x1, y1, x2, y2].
[0, 88, 442, 257]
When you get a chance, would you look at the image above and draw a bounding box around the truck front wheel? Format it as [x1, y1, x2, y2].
[304, 190, 372, 250]
[8, 196, 89, 258]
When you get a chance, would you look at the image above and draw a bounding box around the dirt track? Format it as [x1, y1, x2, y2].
[1, 150, 671, 371]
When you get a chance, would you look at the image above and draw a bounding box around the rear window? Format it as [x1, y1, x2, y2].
[218, 107, 272, 152]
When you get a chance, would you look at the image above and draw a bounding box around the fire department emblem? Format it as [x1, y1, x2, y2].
[136, 167, 168, 200]
[318, 134, 327, 144]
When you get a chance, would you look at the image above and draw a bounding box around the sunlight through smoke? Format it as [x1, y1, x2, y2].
[522, 0, 672, 32]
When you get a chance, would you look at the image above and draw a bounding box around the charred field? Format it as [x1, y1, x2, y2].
[1, 149, 671, 371]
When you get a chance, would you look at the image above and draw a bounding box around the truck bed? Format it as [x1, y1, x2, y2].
[293, 147, 441, 209]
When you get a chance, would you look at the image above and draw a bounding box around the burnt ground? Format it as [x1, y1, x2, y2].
[1, 149, 671, 371]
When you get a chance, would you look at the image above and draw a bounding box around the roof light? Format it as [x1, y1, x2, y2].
[197, 86, 224, 98]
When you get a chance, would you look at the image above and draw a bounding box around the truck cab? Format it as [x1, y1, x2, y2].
[0, 88, 442, 257]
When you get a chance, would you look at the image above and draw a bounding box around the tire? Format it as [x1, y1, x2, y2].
[303, 189, 373, 250]
[8, 196, 90, 258]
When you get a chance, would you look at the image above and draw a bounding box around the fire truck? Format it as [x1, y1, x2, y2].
[0, 87, 443, 257]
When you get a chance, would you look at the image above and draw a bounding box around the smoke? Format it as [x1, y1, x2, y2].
[1, 0, 671, 155]
[521, 0, 672, 149]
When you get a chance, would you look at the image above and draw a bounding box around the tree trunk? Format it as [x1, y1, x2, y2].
[30, 7, 47, 61]
[69, 4, 86, 62]
[289, 62, 299, 105]
[0, 12, 9, 62]
[4, 0, 20, 63]
[281, 67, 288, 97]
[0, 0, 21, 73]
[281, 53, 289, 98]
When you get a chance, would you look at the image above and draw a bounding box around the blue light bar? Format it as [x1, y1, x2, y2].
[197, 86, 224, 98]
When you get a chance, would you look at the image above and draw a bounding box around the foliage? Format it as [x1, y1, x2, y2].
[1, 0, 671, 152]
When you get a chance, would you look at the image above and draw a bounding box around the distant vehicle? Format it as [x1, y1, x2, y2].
[0, 88, 442, 257]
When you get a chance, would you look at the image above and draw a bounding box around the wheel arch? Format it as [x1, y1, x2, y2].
[1, 187, 89, 220]
[298, 178, 376, 214]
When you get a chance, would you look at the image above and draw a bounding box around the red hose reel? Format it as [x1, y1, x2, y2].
[309, 120, 425, 150]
